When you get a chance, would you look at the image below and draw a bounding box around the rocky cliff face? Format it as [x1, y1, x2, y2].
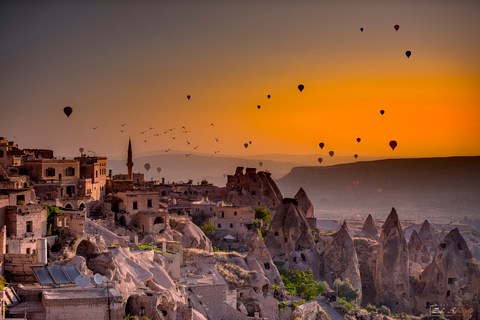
[361, 214, 379, 240]
[408, 230, 431, 268]
[265, 198, 320, 279]
[320, 221, 362, 294]
[354, 237, 378, 307]
[418, 220, 439, 256]
[415, 228, 480, 314]
[375, 208, 414, 313]
[226, 167, 283, 213]
[246, 231, 284, 288]
[294, 187, 314, 218]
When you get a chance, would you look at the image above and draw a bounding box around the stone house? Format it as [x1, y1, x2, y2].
[53, 209, 86, 237]
[75, 155, 107, 201]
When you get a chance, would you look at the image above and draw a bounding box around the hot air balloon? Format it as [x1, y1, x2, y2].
[318, 158, 323, 164]
[353, 181, 359, 187]
[389, 140, 397, 150]
[360, 27, 364, 32]
[319, 142, 324, 149]
[157, 167, 161, 173]
[259, 162, 263, 167]
[380, 110, 385, 115]
[249, 141, 252, 144]
[257, 105, 261, 109]
[405, 51, 411, 58]
[63, 106, 73, 118]
[244, 143, 248, 148]
[329, 151, 334, 157]
[187, 95, 191, 100]
[298, 84, 304, 92]
[267, 95, 271, 99]
[356, 138, 361, 143]
[354, 154, 358, 159]
[394, 25, 399, 31]
[79, 147, 84, 153]
[346, 186, 351, 190]
[144, 163, 151, 171]
[377, 188, 383, 193]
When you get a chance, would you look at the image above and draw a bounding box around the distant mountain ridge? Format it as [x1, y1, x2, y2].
[276, 156, 480, 222]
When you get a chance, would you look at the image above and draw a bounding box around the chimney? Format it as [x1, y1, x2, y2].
[162, 177, 165, 184]
[108, 170, 112, 179]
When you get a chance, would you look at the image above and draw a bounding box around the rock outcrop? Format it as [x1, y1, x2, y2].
[361, 214, 379, 240]
[415, 228, 480, 314]
[375, 208, 414, 313]
[354, 237, 378, 307]
[161, 217, 213, 253]
[408, 230, 431, 268]
[226, 167, 283, 213]
[320, 221, 362, 294]
[245, 231, 284, 288]
[418, 220, 439, 256]
[265, 198, 320, 279]
[294, 187, 314, 218]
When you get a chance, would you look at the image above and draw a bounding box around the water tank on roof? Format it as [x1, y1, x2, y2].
[36, 238, 47, 264]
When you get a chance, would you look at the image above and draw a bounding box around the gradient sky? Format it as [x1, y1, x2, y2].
[1, 0, 479, 161]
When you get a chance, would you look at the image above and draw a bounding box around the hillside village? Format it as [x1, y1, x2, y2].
[0, 136, 479, 320]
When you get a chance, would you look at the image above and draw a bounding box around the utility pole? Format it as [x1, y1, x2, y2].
[106, 279, 111, 320]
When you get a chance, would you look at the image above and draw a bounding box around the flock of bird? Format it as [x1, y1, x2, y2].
[63, 24, 408, 176]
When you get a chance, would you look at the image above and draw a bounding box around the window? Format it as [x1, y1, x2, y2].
[230, 223, 233, 228]
[66, 167, 75, 176]
[251, 191, 256, 196]
[221, 212, 225, 218]
[26, 248, 31, 254]
[26, 221, 33, 233]
[46, 168, 55, 177]
[65, 217, 69, 227]
[234, 211, 237, 216]
[16, 195, 25, 205]
[147, 199, 152, 208]
[0, 150, 3, 158]
[218, 223, 221, 228]
[96, 171, 98, 178]
[57, 217, 63, 227]
[133, 201, 138, 210]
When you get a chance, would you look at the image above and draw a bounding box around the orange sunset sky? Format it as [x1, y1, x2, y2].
[0, 0, 479, 162]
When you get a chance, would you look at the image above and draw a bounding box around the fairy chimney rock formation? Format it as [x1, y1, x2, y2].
[294, 187, 314, 218]
[226, 167, 283, 213]
[321, 221, 362, 293]
[375, 208, 414, 314]
[408, 230, 432, 268]
[416, 228, 480, 314]
[265, 198, 320, 279]
[418, 220, 439, 256]
[246, 231, 284, 288]
[362, 214, 379, 240]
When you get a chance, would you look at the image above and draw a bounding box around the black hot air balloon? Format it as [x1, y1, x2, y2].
[354, 154, 358, 159]
[157, 167, 161, 173]
[144, 163, 151, 171]
[267, 95, 271, 99]
[405, 51, 411, 58]
[319, 142, 324, 149]
[257, 105, 261, 110]
[360, 27, 364, 32]
[356, 138, 361, 143]
[329, 151, 334, 157]
[244, 143, 248, 148]
[259, 162, 263, 167]
[318, 158, 323, 164]
[187, 95, 191, 100]
[380, 110, 385, 115]
[79, 147, 84, 153]
[394, 25, 399, 31]
[389, 140, 397, 150]
[298, 84, 304, 92]
[63, 106, 73, 118]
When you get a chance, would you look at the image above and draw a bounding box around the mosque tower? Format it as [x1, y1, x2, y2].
[127, 137, 134, 180]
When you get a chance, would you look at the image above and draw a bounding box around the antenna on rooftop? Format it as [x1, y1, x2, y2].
[75, 274, 90, 288]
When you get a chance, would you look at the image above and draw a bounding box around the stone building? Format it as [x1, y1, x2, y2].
[54, 209, 86, 237]
[75, 155, 107, 201]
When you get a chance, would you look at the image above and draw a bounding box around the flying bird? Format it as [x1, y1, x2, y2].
[215, 138, 219, 142]
[165, 149, 170, 152]
[93, 126, 99, 130]
[121, 123, 127, 127]
[193, 146, 199, 149]
[140, 131, 147, 134]
[214, 151, 220, 154]
[186, 141, 191, 145]
[185, 154, 192, 157]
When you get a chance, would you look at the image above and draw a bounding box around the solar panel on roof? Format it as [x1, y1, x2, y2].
[62, 265, 81, 282]
[47, 266, 70, 285]
[31, 267, 54, 286]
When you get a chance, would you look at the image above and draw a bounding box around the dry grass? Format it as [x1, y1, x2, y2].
[217, 261, 255, 289]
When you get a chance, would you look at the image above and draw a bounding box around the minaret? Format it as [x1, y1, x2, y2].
[127, 137, 134, 180]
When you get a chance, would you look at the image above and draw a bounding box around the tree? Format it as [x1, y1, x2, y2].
[200, 179, 209, 186]
[187, 179, 193, 185]
[200, 221, 216, 236]
[255, 206, 271, 223]
[333, 278, 361, 304]
[278, 267, 329, 301]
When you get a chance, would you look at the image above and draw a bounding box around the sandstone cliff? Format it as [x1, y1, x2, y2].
[408, 230, 431, 268]
[320, 221, 362, 294]
[265, 198, 321, 280]
[418, 219, 439, 256]
[354, 237, 378, 307]
[294, 187, 314, 218]
[415, 228, 480, 314]
[361, 214, 379, 240]
[375, 208, 414, 313]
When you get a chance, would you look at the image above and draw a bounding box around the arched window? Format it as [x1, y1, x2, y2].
[154, 217, 164, 224]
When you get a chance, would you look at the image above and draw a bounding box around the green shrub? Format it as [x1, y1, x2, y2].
[377, 305, 391, 316]
[0, 276, 6, 290]
[365, 304, 377, 312]
[278, 301, 288, 312]
[333, 278, 361, 304]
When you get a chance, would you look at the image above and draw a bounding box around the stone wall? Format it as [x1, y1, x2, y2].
[3, 253, 44, 282]
[6, 204, 47, 238]
[188, 283, 250, 320]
